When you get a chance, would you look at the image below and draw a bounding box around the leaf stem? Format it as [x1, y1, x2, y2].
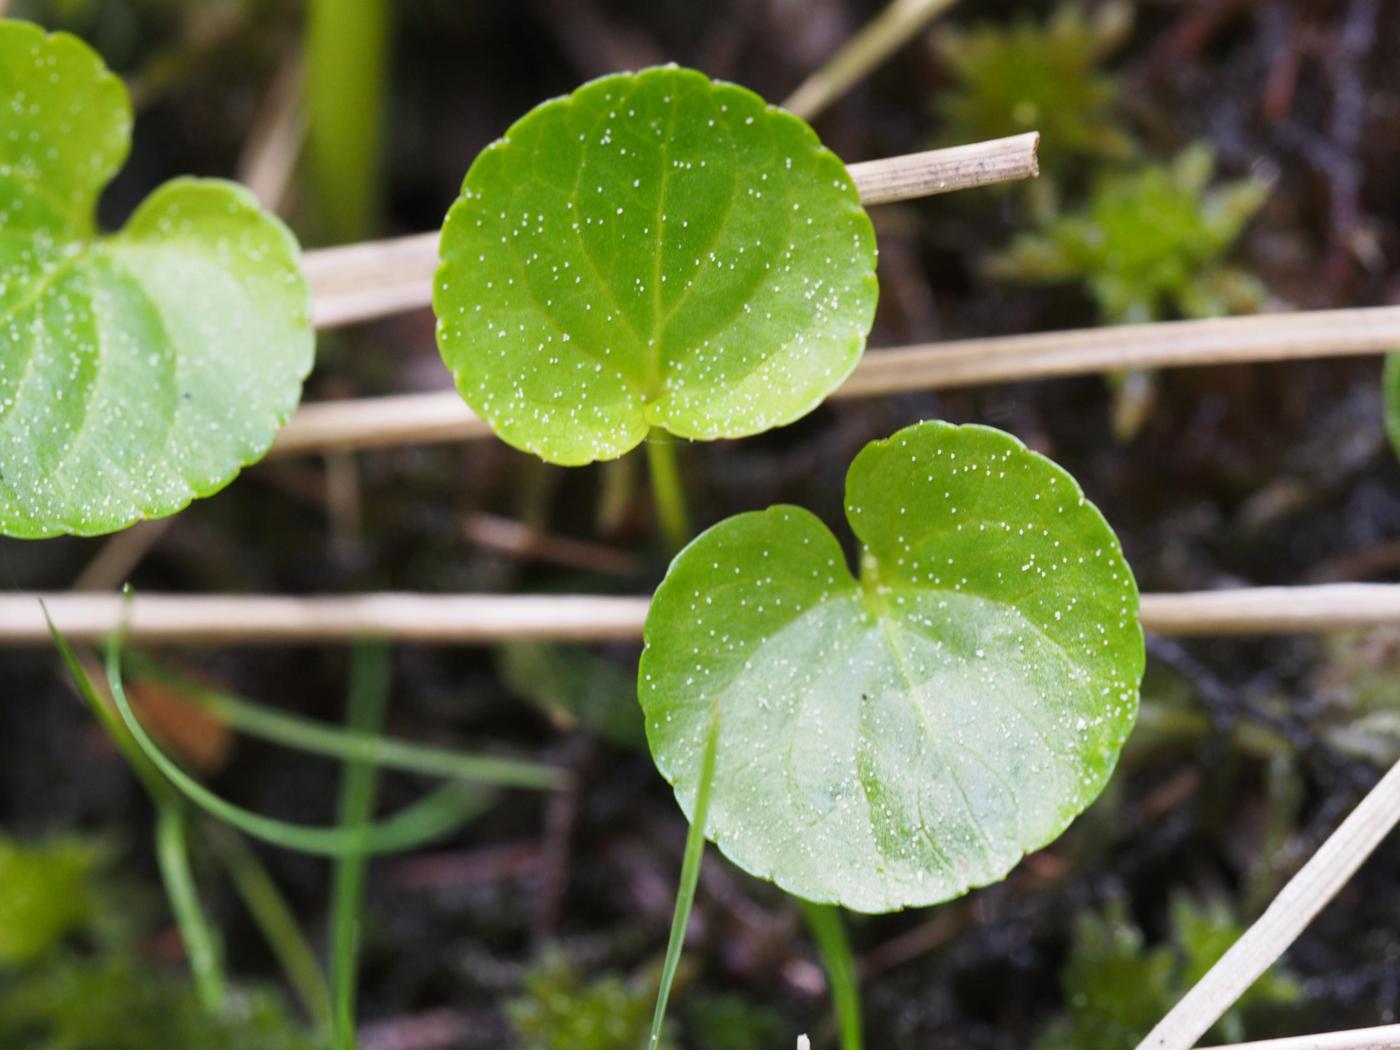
[799, 900, 864, 1050]
[646, 429, 691, 551]
[330, 643, 390, 1050]
[648, 708, 720, 1049]
[306, 0, 389, 241]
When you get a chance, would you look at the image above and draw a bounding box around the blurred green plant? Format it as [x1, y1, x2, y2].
[0, 956, 321, 1050]
[988, 144, 1269, 438]
[1310, 628, 1400, 767]
[498, 643, 646, 751]
[987, 144, 1269, 325]
[507, 952, 675, 1050]
[0, 837, 109, 966]
[1036, 895, 1299, 1050]
[0, 834, 321, 1050]
[306, 0, 390, 241]
[932, 3, 1135, 179]
[1381, 357, 1400, 483]
[683, 993, 784, 1050]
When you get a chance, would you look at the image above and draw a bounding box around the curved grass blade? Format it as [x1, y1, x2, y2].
[127, 652, 561, 790]
[47, 612, 492, 857]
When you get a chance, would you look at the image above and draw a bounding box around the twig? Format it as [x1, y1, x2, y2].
[3, 593, 650, 645]
[1207, 1026, 1400, 1050]
[782, 0, 961, 120]
[269, 305, 1400, 457]
[845, 135, 1040, 205]
[303, 232, 439, 329]
[14, 584, 1400, 645]
[1136, 759, 1400, 1050]
[1136, 585, 1400, 635]
[71, 520, 175, 593]
[300, 135, 1040, 330]
[833, 305, 1400, 397]
[463, 513, 641, 576]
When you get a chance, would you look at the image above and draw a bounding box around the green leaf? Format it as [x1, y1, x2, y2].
[0, 22, 313, 538]
[434, 65, 878, 466]
[639, 421, 1143, 912]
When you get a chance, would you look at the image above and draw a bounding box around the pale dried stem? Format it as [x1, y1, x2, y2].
[14, 584, 1400, 645]
[236, 49, 306, 214]
[304, 231, 438, 329]
[1137, 758, 1400, 1050]
[845, 134, 1040, 205]
[1208, 1027, 1400, 1050]
[300, 135, 1039, 330]
[782, 0, 961, 120]
[71, 519, 175, 593]
[269, 305, 1400, 457]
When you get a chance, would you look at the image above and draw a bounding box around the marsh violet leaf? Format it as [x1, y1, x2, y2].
[0, 22, 313, 538]
[434, 65, 878, 466]
[639, 421, 1144, 912]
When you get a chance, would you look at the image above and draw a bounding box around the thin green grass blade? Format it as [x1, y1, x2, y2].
[155, 805, 227, 1014]
[49, 616, 493, 857]
[45, 604, 173, 807]
[648, 707, 720, 1050]
[799, 900, 863, 1050]
[330, 643, 389, 1050]
[205, 824, 332, 1028]
[48, 604, 333, 1024]
[127, 652, 561, 790]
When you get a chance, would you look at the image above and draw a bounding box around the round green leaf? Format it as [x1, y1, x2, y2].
[0, 22, 313, 538]
[434, 65, 878, 466]
[639, 421, 1144, 913]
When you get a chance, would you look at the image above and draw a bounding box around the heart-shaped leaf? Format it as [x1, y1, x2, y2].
[434, 65, 878, 466]
[639, 421, 1144, 912]
[0, 22, 313, 538]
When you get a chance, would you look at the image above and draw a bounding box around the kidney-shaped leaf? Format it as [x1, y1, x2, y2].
[0, 22, 313, 538]
[639, 421, 1144, 912]
[434, 65, 878, 466]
